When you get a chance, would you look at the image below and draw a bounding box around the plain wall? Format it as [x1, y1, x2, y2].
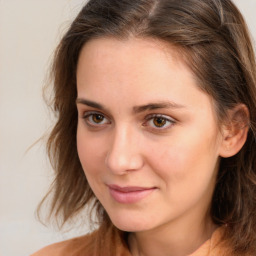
[0, 1, 88, 256]
[0, 1, 255, 256]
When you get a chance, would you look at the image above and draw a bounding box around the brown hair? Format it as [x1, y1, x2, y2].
[40, 0, 256, 253]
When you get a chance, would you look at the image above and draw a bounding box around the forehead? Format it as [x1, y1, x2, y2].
[77, 37, 185, 72]
[78, 36, 184, 62]
[76, 37, 215, 118]
[76, 37, 194, 92]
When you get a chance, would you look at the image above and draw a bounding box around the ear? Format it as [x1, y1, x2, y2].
[219, 104, 250, 158]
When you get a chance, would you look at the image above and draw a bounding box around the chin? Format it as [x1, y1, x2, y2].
[113, 222, 147, 232]
[108, 212, 154, 232]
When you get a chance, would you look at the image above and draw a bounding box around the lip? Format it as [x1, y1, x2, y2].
[108, 184, 156, 204]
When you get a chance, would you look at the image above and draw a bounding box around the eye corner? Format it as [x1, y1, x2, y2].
[143, 113, 176, 131]
[80, 111, 111, 129]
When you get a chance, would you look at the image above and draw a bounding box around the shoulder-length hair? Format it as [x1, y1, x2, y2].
[39, 0, 256, 253]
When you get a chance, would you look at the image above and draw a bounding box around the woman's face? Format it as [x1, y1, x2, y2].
[76, 37, 223, 233]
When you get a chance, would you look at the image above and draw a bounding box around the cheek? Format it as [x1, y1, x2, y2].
[76, 126, 105, 176]
[76, 128, 109, 202]
[147, 141, 219, 217]
[147, 145, 192, 185]
[146, 129, 220, 188]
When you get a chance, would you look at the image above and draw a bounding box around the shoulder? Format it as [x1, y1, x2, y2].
[31, 223, 131, 256]
[209, 227, 230, 256]
[191, 226, 233, 256]
[31, 230, 98, 256]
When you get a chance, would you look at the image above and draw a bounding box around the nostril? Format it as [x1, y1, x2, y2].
[105, 128, 144, 174]
[105, 149, 144, 174]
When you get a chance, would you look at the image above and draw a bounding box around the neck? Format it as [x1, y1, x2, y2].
[128, 215, 217, 256]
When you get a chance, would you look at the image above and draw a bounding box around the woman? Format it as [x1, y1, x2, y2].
[32, 0, 256, 255]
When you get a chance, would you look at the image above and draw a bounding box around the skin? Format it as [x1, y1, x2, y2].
[76, 37, 226, 256]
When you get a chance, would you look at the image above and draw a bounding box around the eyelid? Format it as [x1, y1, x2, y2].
[80, 110, 176, 131]
[143, 113, 176, 130]
[145, 113, 175, 121]
[82, 110, 104, 118]
[82, 111, 111, 127]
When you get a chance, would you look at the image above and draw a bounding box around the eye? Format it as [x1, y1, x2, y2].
[143, 114, 175, 130]
[82, 112, 110, 127]
[152, 116, 168, 127]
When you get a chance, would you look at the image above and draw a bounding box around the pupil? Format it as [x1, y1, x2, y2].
[93, 114, 104, 123]
[154, 117, 166, 127]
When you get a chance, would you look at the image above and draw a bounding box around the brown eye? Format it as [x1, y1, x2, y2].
[144, 114, 175, 130]
[83, 112, 110, 127]
[92, 114, 105, 123]
[153, 117, 167, 127]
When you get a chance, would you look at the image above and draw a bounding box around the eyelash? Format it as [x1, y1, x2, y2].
[82, 111, 111, 127]
[82, 111, 176, 130]
[143, 114, 176, 130]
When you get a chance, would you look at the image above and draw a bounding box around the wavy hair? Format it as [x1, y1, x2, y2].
[39, 0, 256, 253]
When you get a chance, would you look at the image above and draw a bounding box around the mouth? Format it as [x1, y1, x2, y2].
[107, 184, 157, 204]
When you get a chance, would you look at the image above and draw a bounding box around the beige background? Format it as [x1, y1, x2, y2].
[0, 1, 255, 256]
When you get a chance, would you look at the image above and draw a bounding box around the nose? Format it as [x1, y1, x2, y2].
[105, 126, 144, 175]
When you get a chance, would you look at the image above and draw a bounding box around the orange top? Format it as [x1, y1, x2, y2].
[31, 224, 231, 256]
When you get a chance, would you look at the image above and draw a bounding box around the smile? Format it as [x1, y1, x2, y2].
[108, 185, 156, 204]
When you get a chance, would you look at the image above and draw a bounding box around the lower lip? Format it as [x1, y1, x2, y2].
[109, 187, 156, 204]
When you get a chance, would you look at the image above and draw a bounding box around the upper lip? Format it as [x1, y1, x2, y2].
[108, 184, 156, 192]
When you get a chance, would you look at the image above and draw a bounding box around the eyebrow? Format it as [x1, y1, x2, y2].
[133, 101, 186, 114]
[76, 98, 186, 113]
[76, 98, 105, 109]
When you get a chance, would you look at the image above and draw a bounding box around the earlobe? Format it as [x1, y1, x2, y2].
[219, 104, 250, 158]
